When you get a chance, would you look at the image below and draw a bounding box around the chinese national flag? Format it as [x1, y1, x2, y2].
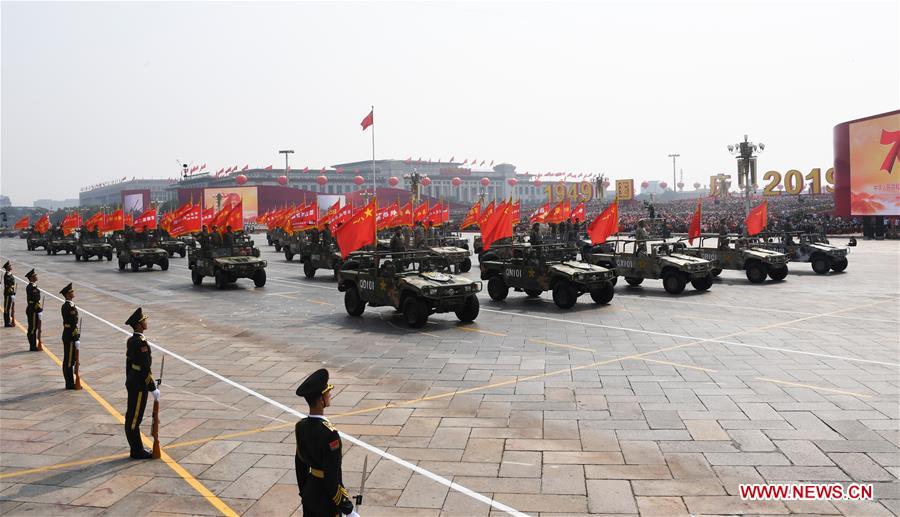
[14, 216, 30, 230]
[530, 202, 550, 223]
[688, 199, 702, 244]
[481, 200, 513, 252]
[413, 201, 429, 223]
[335, 199, 376, 257]
[360, 109, 374, 131]
[572, 201, 586, 222]
[587, 201, 618, 245]
[225, 200, 243, 231]
[745, 200, 767, 236]
[460, 201, 481, 229]
[135, 208, 158, 231]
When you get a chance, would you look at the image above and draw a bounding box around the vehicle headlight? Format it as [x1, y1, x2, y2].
[424, 287, 435, 295]
[473, 281, 482, 292]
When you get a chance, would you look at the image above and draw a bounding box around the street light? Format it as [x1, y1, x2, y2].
[404, 170, 425, 204]
[279, 150, 294, 173]
[667, 154, 680, 193]
[728, 134, 765, 224]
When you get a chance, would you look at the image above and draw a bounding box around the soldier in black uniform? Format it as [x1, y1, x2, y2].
[223, 225, 235, 247]
[295, 369, 355, 517]
[390, 228, 406, 252]
[198, 225, 210, 250]
[25, 269, 41, 351]
[529, 223, 543, 245]
[210, 226, 223, 247]
[3, 261, 15, 327]
[59, 283, 80, 389]
[123, 307, 159, 459]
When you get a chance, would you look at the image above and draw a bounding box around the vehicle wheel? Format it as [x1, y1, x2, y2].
[253, 248, 260, 258]
[745, 263, 766, 283]
[303, 262, 316, 279]
[691, 274, 713, 291]
[459, 257, 472, 273]
[178, 251, 185, 258]
[487, 276, 509, 301]
[75, 252, 81, 262]
[524, 288, 543, 298]
[46, 248, 51, 255]
[609, 276, 618, 286]
[167, 251, 174, 257]
[118, 259, 126, 271]
[53, 250, 58, 255]
[590, 282, 615, 304]
[274, 244, 282, 253]
[662, 271, 686, 294]
[65, 250, 70, 255]
[191, 270, 203, 285]
[811, 255, 830, 274]
[253, 269, 266, 287]
[402, 296, 429, 328]
[552, 281, 578, 309]
[455, 295, 480, 322]
[215, 270, 228, 289]
[106, 252, 113, 261]
[625, 276, 644, 286]
[711, 268, 722, 277]
[285, 248, 294, 261]
[131, 260, 140, 272]
[768, 265, 788, 281]
[830, 257, 848, 272]
[160, 258, 169, 271]
[344, 287, 365, 316]
[146, 263, 153, 270]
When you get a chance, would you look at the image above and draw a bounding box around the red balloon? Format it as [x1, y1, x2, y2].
[480, 177, 490, 187]
[421, 177, 432, 186]
[353, 175, 365, 186]
[277, 175, 288, 186]
[507, 178, 518, 187]
[533, 178, 542, 187]
[640, 180, 650, 189]
[388, 176, 399, 187]
[235, 174, 248, 185]
[693, 182, 701, 189]
[316, 175, 327, 186]
[451, 177, 461, 187]
[659, 181, 668, 189]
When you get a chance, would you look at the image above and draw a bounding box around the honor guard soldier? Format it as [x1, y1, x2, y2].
[124, 307, 159, 459]
[59, 283, 80, 389]
[295, 369, 356, 517]
[3, 261, 15, 327]
[25, 269, 41, 351]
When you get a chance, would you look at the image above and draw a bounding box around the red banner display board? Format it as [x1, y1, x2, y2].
[833, 109, 900, 216]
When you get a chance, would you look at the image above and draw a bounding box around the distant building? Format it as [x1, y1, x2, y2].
[79, 178, 177, 208]
[0, 195, 10, 208]
[33, 198, 79, 210]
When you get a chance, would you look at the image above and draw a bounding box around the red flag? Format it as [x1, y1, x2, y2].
[159, 211, 175, 232]
[413, 201, 429, 223]
[449, 156, 455, 163]
[481, 200, 513, 252]
[745, 200, 768, 236]
[34, 214, 51, 234]
[171, 205, 201, 237]
[13, 216, 30, 230]
[360, 109, 374, 130]
[587, 202, 618, 245]
[460, 201, 481, 230]
[319, 200, 342, 229]
[426, 202, 444, 225]
[329, 203, 353, 232]
[530, 203, 551, 223]
[200, 163, 206, 170]
[572, 202, 586, 223]
[394, 201, 414, 227]
[462, 159, 468, 165]
[511, 200, 520, 222]
[441, 203, 450, 224]
[376, 201, 399, 230]
[135, 208, 158, 231]
[335, 200, 376, 257]
[264, 165, 273, 170]
[201, 207, 215, 225]
[124, 213, 134, 228]
[303, 166, 309, 173]
[104, 210, 124, 233]
[242, 165, 249, 172]
[544, 200, 571, 224]
[84, 212, 105, 232]
[478, 200, 496, 228]
[688, 199, 702, 244]
[61, 212, 81, 236]
[225, 200, 243, 231]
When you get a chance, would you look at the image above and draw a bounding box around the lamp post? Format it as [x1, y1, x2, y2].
[727, 135, 764, 223]
[667, 154, 679, 193]
[594, 173, 607, 203]
[279, 150, 294, 175]
[404, 169, 424, 205]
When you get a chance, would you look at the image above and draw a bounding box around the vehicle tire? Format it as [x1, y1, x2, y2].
[75, 252, 81, 262]
[344, 287, 365, 316]
[253, 269, 266, 287]
[285, 248, 294, 261]
[191, 270, 203, 286]
[53, 250, 58, 255]
[65, 250, 70, 255]
[745, 263, 766, 284]
[46, 248, 51, 255]
[590, 282, 615, 304]
[811, 255, 830, 274]
[625, 276, 644, 286]
[768, 265, 788, 281]
[524, 288, 543, 298]
[711, 268, 722, 277]
[303, 262, 316, 279]
[274, 244, 282, 253]
[691, 274, 713, 291]
[106, 252, 113, 261]
[455, 295, 480, 322]
[215, 270, 228, 289]
[178, 251, 185, 258]
[402, 296, 429, 328]
[160, 258, 169, 271]
[146, 263, 153, 270]
[459, 257, 472, 273]
[118, 259, 126, 271]
[662, 271, 686, 294]
[552, 281, 578, 309]
[487, 276, 509, 301]
[830, 257, 848, 273]
[167, 251, 174, 257]
[252, 248, 260, 258]
[131, 260, 140, 272]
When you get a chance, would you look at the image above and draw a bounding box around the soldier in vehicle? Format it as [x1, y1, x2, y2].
[223, 225, 235, 247]
[198, 225, 210, 250]
[413, 221, 425, 249]
[321, 225, 333, 247]
[210, 225, 223, 247]
[530, 223, 543, 245]
[402, 226, 411, 248]
[635, 220, 650, 241]
[309, 227, 320, 247]
[390, 228, 406, 252]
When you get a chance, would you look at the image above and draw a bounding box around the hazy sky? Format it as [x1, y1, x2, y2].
[2, 1, 897, 205]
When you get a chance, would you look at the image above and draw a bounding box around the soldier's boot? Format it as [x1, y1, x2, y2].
[62, 364, 75, 390]
[125, 428, 152, 459]
[27, 332, 38, 351]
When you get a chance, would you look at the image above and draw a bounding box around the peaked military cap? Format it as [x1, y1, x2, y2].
[25, 269, 37, 280]
[296, 368, 333, 398]
[125, 307, 148, 327]
[59, 283, 74, 296]
[2, 261, 10, 270]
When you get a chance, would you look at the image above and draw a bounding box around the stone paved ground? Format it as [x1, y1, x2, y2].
[0, 235, 897, 516]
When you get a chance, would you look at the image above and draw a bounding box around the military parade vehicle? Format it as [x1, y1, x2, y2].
[583, 238, 715, 294]
[757, 231, 848, 274]
[75, 231, 113, 261]
[337, 250, 482, 328]
[427, 234, 473, 273]
[26, 231, 49, 251]
[285, 232, 342, 278]
[189, 236, 267, 288]
[677, 234, 789, 282]
[267, 227, 288, 252]
[117, 239, 170, 271]
[480, 243, 616, 308]
[153, 230, 188, 257]
[46, 231, 77, 255]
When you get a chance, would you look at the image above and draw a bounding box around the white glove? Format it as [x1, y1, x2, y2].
[74, 340, 80, 350]
[36, 312, 41, 320]
[151, 389, 160, 401]
[348, 511, 361, 517]
[8, 295, 14, 301]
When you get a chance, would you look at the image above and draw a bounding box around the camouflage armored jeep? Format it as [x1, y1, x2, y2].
[583, 238, 714, 294]
[157, 238, 187, 258]
[47, 233, 77, 255]
[757, 231, 848, 274]
[337, 250, 482, 328]
[26, 231, 49, 251]
[188, 244, 267, 288]
[75, 233, 113, 262]
[117, 242, 170, 272]
[480, 243, 616, 309]
[678, 234, 789, 283]
[267, 227, 288, 252]
[300, 241, 343, 279]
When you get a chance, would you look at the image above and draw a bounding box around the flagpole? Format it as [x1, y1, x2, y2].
[370, 105, 376, 197]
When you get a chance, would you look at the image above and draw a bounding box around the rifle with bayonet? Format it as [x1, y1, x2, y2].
[74, 316, 82, 390]
[36, 295, 43, 351]
[151, 355, 164, 459]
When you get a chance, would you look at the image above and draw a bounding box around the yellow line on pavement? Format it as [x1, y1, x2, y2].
[529, 338, 595, 353]
[633, 357, 719, 372]
[309, 299, 335, 306]
[456, 326, 507, 337]
[754, 377, 873, 399]
[0, 452, 130, 480]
